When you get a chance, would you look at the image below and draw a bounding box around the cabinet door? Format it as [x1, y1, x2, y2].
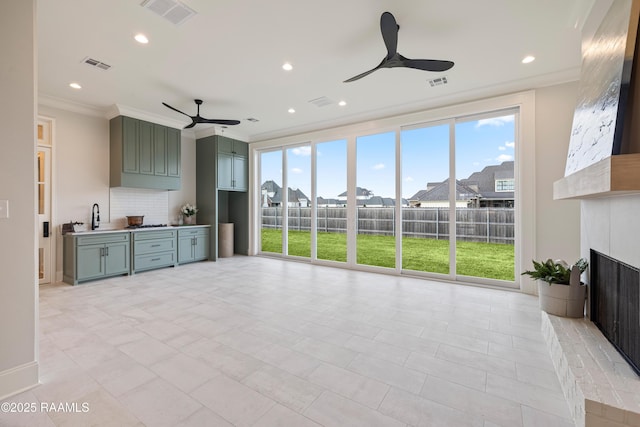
[105, 242, 130, 275]
[122, 117, 139, 173]
[167, 128, 181, 177]
[194, 236, 209, 260]
[217, 136, 234, 154]
[178, 236, 194, 263]
[76, 244, 104, 280]
[217, 152, 233, 190]
[232, 155, 247, 191]
[154, 124, 168, 176]
[139, 121, 154, 175]
[233, 141, 248, 156]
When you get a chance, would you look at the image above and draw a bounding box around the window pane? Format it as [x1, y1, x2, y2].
[356, 132, 395, 268]
[401, 124, 450, 274]
[316, 139, 347, 262]
[455, 114, 515, 281]
[260, 151, 283, 254]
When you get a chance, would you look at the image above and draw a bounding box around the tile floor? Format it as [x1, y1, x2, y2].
[1, 257, 573, 426]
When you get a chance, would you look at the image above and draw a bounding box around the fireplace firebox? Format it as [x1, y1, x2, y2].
[590, 250, 640, 376]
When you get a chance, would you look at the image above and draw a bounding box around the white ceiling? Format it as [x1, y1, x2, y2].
[37, 0, 610, 142]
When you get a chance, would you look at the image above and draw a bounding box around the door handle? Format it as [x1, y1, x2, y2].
[43, 221, 49, 238]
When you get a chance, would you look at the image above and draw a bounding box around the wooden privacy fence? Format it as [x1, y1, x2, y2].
[262, 207, 514, 244]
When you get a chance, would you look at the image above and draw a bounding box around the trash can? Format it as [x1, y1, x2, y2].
[218, 223, 234, 257]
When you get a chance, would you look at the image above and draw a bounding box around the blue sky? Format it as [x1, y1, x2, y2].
[261, 114, 515, 200]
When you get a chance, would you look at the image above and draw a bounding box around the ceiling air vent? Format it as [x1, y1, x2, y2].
[246, 118, 260, 122]
[308, 96, 334, 108]
[428, 76, 448, 87]
[140, 0, 197, 26]
[82, 57, 111, 71]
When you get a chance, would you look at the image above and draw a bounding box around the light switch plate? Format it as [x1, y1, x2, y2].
[0, 200, 8, 219]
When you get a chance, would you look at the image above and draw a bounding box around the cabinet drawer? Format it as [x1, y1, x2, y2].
[134, 238, 176, 255]
[134, 251, 176, 271]
[77, 233, 129, 246]
[133, 230, 177, 241]
[178, 228, 209, 237]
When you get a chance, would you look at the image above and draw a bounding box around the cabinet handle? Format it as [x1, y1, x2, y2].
[192, 237, 196, 245]
[151, 244, 161, 247]
[151, 258, 160, 262]
[100, 248, 104, 257]
[105, 247, 109, 256]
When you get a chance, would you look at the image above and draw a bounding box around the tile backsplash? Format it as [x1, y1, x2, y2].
[110, 187, 169, 227]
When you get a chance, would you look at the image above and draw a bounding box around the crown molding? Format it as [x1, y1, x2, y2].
[38, 93, 107, 118]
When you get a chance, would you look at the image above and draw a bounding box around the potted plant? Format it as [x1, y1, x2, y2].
[180, 203, 198, 225]
[522, 258, 588, 318]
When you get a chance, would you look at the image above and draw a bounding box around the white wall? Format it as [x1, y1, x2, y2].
[0, 0, 38, 399]
[534, 82, 581, 264]
[36, 105, 197, 280]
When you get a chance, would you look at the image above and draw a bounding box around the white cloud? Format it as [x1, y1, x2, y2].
[372, 163, 385, 170]
[505, 141, 515, 148]
[291, 167, 303, 174]
[498, 146, 506, 151]
[404, 176, 414, 182]
[291, 146, 311, 156]
[496, 154, 513, 162]
[476, 115, 514, 128]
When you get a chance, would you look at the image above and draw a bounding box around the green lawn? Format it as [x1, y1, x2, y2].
[261, 229, 514, 281]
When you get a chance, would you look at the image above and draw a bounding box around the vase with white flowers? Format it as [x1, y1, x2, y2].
[180, 203, 198, 225]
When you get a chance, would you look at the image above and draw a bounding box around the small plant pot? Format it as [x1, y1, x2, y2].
[183, 215, 195, 225]
[538, 273, 586, 318]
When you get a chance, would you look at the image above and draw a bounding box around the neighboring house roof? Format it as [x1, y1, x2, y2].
[261, 181, 309, 204]
[461, 161, 514, 199]
[317, 197, 343, 205]
[410, 178, 479, 202]
[338, 187, 373, 198]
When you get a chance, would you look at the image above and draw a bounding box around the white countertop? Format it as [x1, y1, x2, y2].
[67, 224, 210, 236]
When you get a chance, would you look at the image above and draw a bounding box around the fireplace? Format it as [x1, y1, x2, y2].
[590, 249, 640, 376]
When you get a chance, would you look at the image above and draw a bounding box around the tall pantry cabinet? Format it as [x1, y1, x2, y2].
[196, 135, 249, 260]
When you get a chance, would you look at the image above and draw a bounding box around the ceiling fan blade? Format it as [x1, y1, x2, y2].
[344, 58, 386, 82]
[183, 121, 197, 129]
[200, 119, 241, 126]
[162, 102, 192, 118]
[380, 12, 398, 59]
[401, 58, 454, 72]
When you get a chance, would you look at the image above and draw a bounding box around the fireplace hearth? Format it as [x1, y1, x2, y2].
[590, 250, 640, 376]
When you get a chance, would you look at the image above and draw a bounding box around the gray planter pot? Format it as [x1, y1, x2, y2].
[538, 265, 586, 318]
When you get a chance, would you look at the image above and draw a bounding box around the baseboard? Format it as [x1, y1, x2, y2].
[0, 361, 39, 401]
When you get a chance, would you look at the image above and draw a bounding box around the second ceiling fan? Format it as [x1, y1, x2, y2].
[344, 11, 454, 83]
[162, 99, 240, 129]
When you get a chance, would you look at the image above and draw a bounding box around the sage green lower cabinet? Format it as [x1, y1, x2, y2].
[132, 229, 177, 273]
[178, 227, 210, 264]
[63, 232, 130, 285]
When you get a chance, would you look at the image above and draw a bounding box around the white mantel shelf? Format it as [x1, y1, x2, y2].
[554, 154, 640, 200]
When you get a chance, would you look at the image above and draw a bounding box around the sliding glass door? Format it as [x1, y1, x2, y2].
[286, 145, 311, 258]
[260, 150, 283, 254]
[356, 132, 396, 269]
[455, 114, 515, 281]
[316, 139, 347, 263]
[401, 123, 451, 275]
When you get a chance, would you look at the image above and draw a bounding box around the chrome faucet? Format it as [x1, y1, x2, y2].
[91, 203, 100, 230]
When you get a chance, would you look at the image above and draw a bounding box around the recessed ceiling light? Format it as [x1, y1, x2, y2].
[134, 33, 149, 44]
[288, 108, 295, 114]
[69, 82, 82, 89]
[338, 100, 347, 107]
[282, 62, 293, 71]
[522, 55, 535, 64]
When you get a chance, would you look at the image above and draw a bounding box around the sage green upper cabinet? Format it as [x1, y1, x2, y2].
[167, 127, 181, 177]
[110, 116, 181, 190]
[216, 136, 247, 192]
[122, 116, 139, 173]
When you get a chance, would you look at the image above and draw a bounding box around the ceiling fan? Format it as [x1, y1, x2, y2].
[162, 99, 241, 129]
[344, 11, 454, 83]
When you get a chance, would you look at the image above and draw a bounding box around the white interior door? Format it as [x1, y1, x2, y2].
[37, 120, 52, 284]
